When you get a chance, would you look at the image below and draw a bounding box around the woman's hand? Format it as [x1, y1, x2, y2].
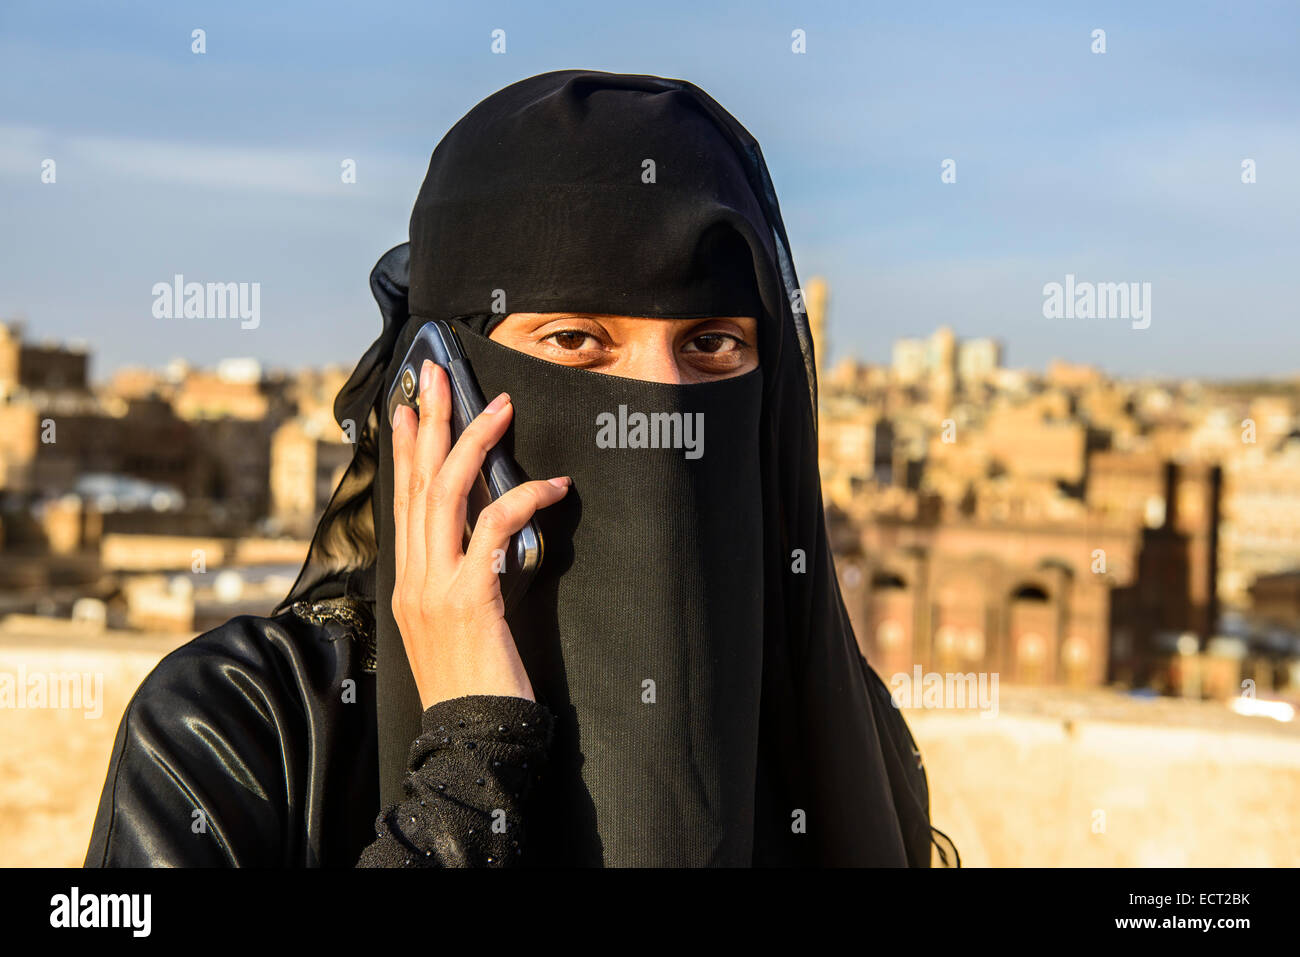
[391, 359, 570, 710]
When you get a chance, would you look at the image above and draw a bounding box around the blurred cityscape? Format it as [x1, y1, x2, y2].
[3, 290, 1300, 701]
[806, 278, 1300, 705]
[3, 291, 1300, 867]
[0, 318, 352, 633]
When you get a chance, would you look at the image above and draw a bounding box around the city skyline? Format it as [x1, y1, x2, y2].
[6, 312, 1300, 391]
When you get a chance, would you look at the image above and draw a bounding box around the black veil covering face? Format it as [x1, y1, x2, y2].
[278, 70, 948, 866]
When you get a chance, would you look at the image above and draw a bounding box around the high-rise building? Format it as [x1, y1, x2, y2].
[892, 339, 928, 385]
[891, 327, 1001, 393]
[957, 338, 1003, 385]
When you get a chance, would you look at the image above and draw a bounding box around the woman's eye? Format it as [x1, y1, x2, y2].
[544, 330, 598, 351]
[684, 333, 741, 355]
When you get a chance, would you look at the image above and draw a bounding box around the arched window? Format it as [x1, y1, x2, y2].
[1010, 583, 1049, 602]
[871, 571, 907, 590]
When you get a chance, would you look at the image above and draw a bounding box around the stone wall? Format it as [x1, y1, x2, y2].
[3, 629, 1298, 867]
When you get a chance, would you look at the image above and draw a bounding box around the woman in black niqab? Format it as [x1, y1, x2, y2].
[86, 69, 953, 868]
[285, 68, 946, 866]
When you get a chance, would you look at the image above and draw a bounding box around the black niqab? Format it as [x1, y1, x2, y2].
[278, 69, 947, 866]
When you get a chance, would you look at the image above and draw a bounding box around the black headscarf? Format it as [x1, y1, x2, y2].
[278, 69, 949, 866]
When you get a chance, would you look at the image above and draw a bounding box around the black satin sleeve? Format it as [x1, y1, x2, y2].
[83, 609, 379, 867]
[356, 695, 553, 868]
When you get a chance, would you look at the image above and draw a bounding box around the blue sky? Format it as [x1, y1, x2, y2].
[2, 0, 1297, 380]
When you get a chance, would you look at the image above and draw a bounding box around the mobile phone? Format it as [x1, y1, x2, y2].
[385, 319, 543, 613]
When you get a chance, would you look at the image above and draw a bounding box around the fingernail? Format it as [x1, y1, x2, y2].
[391, 404, 407, 429]
[420, 360, 432, 393]
[484, 392, 511, 414]
[547, 476, 570, 488]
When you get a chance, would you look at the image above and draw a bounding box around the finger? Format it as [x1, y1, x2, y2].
[410, 361, 453, 570]
[463, 477, 570, 578]
[419, 361, 453, 473]
[391, 403, 417, 581]
[431, 391, 514, 561]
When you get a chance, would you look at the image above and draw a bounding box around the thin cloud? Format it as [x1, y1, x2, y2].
[0, 124, 404, 196]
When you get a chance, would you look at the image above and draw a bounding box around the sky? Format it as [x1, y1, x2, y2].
[1, 0, 1298, 381]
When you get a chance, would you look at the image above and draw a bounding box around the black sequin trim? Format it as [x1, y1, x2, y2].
[290, 596, 377, 674]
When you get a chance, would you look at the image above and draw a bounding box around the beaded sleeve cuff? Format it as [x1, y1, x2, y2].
[356, 695, 554, 868]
